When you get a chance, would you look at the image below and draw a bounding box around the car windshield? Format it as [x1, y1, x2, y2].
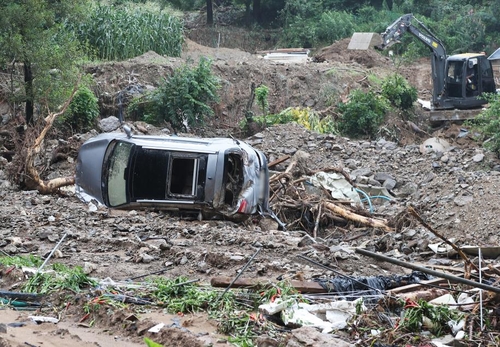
[106, 141, 133, 207]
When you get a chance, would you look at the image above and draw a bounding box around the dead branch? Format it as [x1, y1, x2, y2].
[323, 201, 392, 232]
[24, 78, 81, 194]
[407, 205, 478, 274]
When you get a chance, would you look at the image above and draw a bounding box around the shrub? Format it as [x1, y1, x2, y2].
[61, 85, 99, 132]
[465, 93, 500, 155]
[381, 73, 418, 110]
[128, 58, 220, 131]
[337, 89, 390, 138]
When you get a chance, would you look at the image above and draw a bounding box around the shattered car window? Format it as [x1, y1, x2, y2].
[105, 141, 133, 207]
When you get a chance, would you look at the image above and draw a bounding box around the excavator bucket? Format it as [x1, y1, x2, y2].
[348, 33, 381, 50]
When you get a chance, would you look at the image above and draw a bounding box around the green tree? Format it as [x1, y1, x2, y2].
[0, 0, 88, 124]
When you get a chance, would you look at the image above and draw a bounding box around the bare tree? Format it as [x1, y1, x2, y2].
[207, 0, 214, 25]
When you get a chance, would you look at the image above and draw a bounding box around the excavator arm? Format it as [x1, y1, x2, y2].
[378, 14, 447, 108]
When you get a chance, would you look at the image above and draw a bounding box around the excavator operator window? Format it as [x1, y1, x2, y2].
[446, 61, 463, 97]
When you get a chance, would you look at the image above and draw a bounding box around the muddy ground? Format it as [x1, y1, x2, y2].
[1, 25, 500, 347]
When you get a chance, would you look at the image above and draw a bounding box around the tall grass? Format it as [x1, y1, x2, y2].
[70, 4, 183, 60]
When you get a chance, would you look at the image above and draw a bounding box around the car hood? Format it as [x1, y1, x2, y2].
[75, 134, 120, 204]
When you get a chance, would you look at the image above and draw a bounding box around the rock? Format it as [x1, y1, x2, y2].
[138, 253, 154, 263]
[98, 116, 121, 132]
[420, 137, 450, 154]
[374, 172, 395, 183]
[454, 195, 473, 207]
[83, 262, 97, 274]
[383, 178, 397, 190]
[3, 245, 17, 254]
[351, 168, 372, 179]
[298, 234, 316, 247]
[0, 323, 6, 334]
[472, 153, 484, 162]
[286, 326, 354, 347]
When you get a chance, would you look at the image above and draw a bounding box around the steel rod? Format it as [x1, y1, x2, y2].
[355, 248, 500, 294]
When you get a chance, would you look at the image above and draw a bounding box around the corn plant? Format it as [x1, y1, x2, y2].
[68, 4, 183, 60]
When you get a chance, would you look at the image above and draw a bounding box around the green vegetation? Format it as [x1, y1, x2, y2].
[242, 107, 337, 135]
[337, 89, 390, 138]
[61, 85, 100, 132]
[0, 255, 97, 294]
[400, 299, 463, 336]
[128, 58, 220, 130]
[23, 264, 98, 294]
[381, 73, 418, 111]
[0, 255, 42, 268]
[144, 338, 164, 347]
[255, 85, 270, 116]
[147, 277, 304, 345]
[0, 0, 88, 123]
[69, 4, 183, 61]
[465, 93, 500, 155]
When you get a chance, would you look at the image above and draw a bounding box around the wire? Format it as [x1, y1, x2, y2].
[355, 188, 373, 214]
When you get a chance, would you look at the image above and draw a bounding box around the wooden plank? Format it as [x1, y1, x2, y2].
[387, 278, 447, 295]
[210, 276, 326, 293]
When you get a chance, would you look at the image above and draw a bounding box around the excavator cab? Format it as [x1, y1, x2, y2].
[443, 54, 496, 108]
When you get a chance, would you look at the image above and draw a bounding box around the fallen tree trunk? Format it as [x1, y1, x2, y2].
[323, 201, 392, 232]
[24, 81, 80, 193]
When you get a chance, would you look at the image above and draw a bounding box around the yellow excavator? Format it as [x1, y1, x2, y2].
[376, 14, 496, 122]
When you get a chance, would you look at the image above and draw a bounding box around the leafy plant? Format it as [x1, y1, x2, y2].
[337, 89, 390, 138]
[144, 338, 163, 347]
[128, 58, 220, 131]
[400, 298, 463, 336]
[255, 85, 269, 116]
[242, 107, 337, 135]
[0, 255, 42, 268]
[381, 73, 418, 110]
[61, 85, 99, 132]
[465, 93, 500, 155]
[151, 276, 223, 313]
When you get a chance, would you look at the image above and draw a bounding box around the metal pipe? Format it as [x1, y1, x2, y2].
[217, 248, 261, 301]
[355, 248, 500, 294]
[37, 233, 67, 273]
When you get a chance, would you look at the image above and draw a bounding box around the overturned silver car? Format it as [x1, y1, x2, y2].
[75, 132, 270, 220]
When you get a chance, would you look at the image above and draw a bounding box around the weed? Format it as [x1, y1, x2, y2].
[22, 264, 97, 294]
[0, 255, 42, 268]
[242, 107, 337, 134]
